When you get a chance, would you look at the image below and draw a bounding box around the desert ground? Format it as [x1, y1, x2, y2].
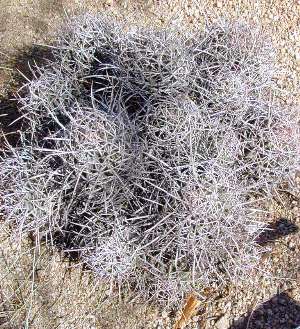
[0, 1, 299, 328]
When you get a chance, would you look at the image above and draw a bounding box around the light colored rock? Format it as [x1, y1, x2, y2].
[215, 313, 230, 329]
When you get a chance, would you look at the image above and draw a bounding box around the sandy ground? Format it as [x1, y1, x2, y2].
[0, 1, 299, 328]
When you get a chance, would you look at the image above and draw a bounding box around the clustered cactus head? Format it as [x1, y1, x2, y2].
[1, 14, 299, 306]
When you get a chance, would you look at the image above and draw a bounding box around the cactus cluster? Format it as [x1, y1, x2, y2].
[1, 14, 299, 305]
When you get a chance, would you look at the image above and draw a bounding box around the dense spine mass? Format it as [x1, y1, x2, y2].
[1, 14, 299, 305]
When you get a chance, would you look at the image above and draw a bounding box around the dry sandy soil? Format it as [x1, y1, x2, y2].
[0, 1, 299, 328]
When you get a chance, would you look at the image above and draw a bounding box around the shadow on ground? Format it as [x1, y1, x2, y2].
[256, 218, 299, 246]
[229, 292, 300, 329]
[0, 45, 53, 150]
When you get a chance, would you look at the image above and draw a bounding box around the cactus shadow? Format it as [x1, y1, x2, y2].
[229, 292, 300, 329]
[256, 218, 298, 246]
[0, 45, 54, 150]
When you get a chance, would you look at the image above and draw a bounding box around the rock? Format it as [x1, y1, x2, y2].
[215, 313, 230, 329]
[289, 241, 295, 248]
[161, 311, 168, 318]
[224, 302, 232, 311]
